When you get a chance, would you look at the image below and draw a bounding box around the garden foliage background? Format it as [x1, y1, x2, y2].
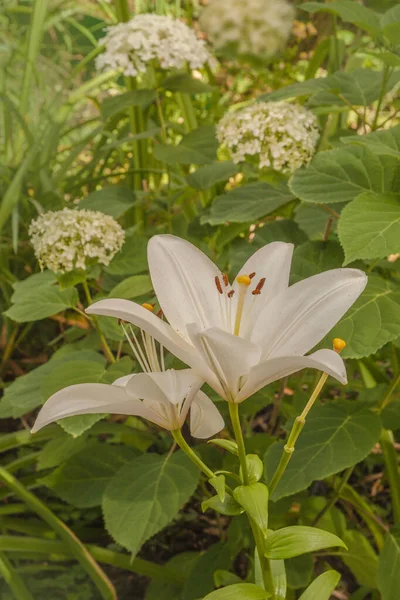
[1, 0, 400, 598]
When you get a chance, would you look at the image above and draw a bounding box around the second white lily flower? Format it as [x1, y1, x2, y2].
[87, 235, 367, 403]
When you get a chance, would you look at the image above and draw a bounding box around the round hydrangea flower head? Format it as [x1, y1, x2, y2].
[216, 101, 320, 173]
[199, 0, 295, 58]
[95, 14, 213, 77]
[29, 208, 125, 274]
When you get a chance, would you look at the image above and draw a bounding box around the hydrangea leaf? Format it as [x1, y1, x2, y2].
[4, 286, 78, 323]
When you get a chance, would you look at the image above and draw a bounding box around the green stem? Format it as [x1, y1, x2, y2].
[251, 523, 275, 598]
[269, 371, 329, 494]
[0, 467, 116, 600]
[0, 551, 34, 600]
[380, 429, 400, 523]
[82, 280, 115, 363]
[372, 65, 392, 131]
[228, 403, 249, 485]
[378, 372, 400, 412]
[172, 429, 215, 480]
[176, 93, 198, 132]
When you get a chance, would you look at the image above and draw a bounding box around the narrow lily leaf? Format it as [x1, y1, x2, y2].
[298, 570, 341, 600]
[208, 439, 239, 456]
[243, 454, 264, 484]
[264, 526, 346, 560]
[209, 475, 226, 503]
[378, 526, 400, 600]
[202, 493, 243, 516]
[270, 560, 287, 600]
[203, 583, 270, 599]
[233, 483, 269, 537]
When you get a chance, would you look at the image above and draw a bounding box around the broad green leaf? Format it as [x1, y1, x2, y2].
[43, 442, 138, 508]
[342, 530, 378, 589]
[79, 186, 135, 218]
[146, 552, 198, 600]
[289, 146, 399, 204]
[378, 526, 400, 600]
[381, 5, 400, 45]
[327, 275, 400, 358]
[103, 451, 199, 556]
[233, 483, 269, 536]
[162, 73, 215, 94]
[105, 234, 148, 275]
[202, 493, 244, 516]
[294, 203, 343, 240]
[100, 89, 155, 119]
[11, 271, 56, 299]
[298, 570, 341, 600]
[153, 125, 218, 165]
[209, 475, 226, 503]
[182, 542, 232, 600]
[37, 432, 88, 470]
[203, 183, 294, 225]
[265, 402, 381, 500]
[290, 241, 344, 284]
[381, 399, 400, 431]
[203, 583, 270, 600]
[264, 526, 346, 559]
[300, 1, 380, 35]
[254, 220, 307, 246]
[338, 192, 400, 264]
[4, 286, 78, 322]
[342, 124, 400, 159]
[186, 161, 239, 190]
[108, 274, 153, 300]
[99, 356, 133, 385]
[286, 554, 313, 589]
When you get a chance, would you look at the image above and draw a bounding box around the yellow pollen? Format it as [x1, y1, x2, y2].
[142, 303, 155, 312]
[333, 338, 346, 352]
[236, 274, 252, 286]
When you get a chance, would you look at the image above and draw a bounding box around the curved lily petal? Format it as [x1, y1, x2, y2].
[190, 391, 225, 439]
[148, 235, 230, 335]
[126, 369, 202, 406]
[187, 325, 262, 401]
[253, 269, 367, 358]
[237, 349, 347, 402]
[31, 383, 159, 433]
[87, 298, 201, 367]
[113, 374, 135, 387]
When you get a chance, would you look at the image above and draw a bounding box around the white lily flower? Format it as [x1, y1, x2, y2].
[87, 235, 367, 403]
[32, 319, 224, 438]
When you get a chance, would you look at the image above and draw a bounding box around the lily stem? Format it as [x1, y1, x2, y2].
[229, 403, 249, 485]
[172, 429, 215, 480]
[269, 371, 329, 494]
[82, 281, 115, 364]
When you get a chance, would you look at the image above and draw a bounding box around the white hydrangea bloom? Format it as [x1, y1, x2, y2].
[216, 101, 319, 173]
[199, 0, 295, 58]
[96, 14, 212, 77]
[29, 208, 125, 274]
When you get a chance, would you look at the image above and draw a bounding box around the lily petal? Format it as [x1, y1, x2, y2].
[31, 383, 158, 433]
[237, 349, 347, 402]
[188, 325, 262, 400]
[148, 235, 229, 335]
[253, 269, 367, 358]
[190, 391, 225, 439]
[126, 369, 202, 406]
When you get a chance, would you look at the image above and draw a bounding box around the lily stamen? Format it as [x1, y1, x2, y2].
[252, 277, 266, 296]
[215, 276, 223, 294]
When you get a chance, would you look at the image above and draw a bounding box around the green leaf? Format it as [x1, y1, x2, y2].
[342, 530, 378, 589]
[186, 161, 239, 190]
[378, 526, 400, 600]
[265, 402, 381, 500]
[79, 186, 135, 218]
[290, 241, 344, 284]
[37, 432, 88, 470]
[233, 483, 269, 536]
[162, 73, 215, 94]
[203, 183, 294, 225]
[270, 559, 287, 600]
[43, 442, 138, 508]
[56, 270, 86, 290]
[289, 146, 399, 205]
[209, 475, 226, 503]
[298, 570, 341, 600]
[342, 124, 400, 159]
[338, 192, 400, 264]
[286, 554, 313, 589]
[300, 1, 380, 36]
[153, 125, 218, 165]
[381, 5, 400, 45]
[208, 439, 238, 455]
[202, 493, 244, 516]
[182, 542, 232, 600]
[294, 203, 342, 240]
[254, 220, 308, 246]
[264, 526, 346, 560]
[203, 583, 270, 600]
[103, 451, 199, 556]
[11, 271, 56, 298]
[4, 286, 78, 322]
[243, 454, 264, 484]
[99, 357, 133, 385]
[327, 275, 400, 359]
[145, 552, 199, 600]
[100, 89, 156, 120]
[105, 234, 148, 276]
[108, 274, 153, 300]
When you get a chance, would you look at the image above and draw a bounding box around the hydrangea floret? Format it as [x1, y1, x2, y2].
[29, 207, 125, 274]
[199, 0, 295, 58]
[216, 101, 320, 173]
[95, 14, 213, 77]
